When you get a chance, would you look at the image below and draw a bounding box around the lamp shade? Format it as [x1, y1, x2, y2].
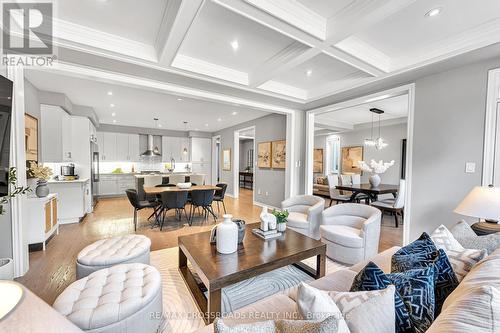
[454, 186, 500, 220]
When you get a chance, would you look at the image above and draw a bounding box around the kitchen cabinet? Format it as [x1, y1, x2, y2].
[26, 194, 58, 251]
[40, 105, 73, 162]
[191, 137, 211, 163]
[98, 174, 135, 196]
[48, 180, 88, 224]
[98, 132, 140, 162]
[162, 136, 190, 162]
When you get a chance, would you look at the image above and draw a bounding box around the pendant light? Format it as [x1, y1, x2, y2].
[374, 113, 388, 150]
[364, 108, 388, 150]
[153, 118, 160, 155]
[182, 121, 188, 155]
[364, 112, 376, 146]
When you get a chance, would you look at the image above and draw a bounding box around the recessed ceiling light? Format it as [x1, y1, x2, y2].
[158, 124, 162, 128]
[204, 123, 209, 127]
[111, 112, 116, 117]
[112, 119, 117, 123]
[230, 39, 239, 51]
[425, 7, 442, 17]
[306, 69, 313, 77]
[107, 91, 113, 96]
[195, 128, 199, 131]
[231, 111, 237, 116]
[110, 103, 115, 107]
[217, 118, 222, 122]
[177, 98, 183, 101]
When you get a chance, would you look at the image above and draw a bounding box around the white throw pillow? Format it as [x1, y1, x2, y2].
[430, 224, 465, 251]
[296, 282, 350, 333]
[297, 282, 396, 333]
[446, 248, 488, 282]
[328, 286, 395, 333]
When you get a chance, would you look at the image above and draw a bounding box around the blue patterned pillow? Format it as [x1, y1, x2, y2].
[392, 233, 459, 315]
[351, 262, 436, 333]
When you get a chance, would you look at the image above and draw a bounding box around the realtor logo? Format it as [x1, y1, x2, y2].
[2, 2, 53, 55]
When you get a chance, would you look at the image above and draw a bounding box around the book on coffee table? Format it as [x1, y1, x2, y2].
[252, 229, 282, 240]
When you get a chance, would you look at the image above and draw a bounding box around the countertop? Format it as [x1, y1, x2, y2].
[47, 178, 90, 184]
[26, 193, 57, 201]
[134, 173, 196, 178]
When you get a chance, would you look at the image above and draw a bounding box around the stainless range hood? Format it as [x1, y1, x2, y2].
[141, 134, 161, 157]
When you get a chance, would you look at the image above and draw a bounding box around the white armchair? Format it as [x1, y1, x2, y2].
[320, 203, 381, 264]
[281, 195, 325, 240]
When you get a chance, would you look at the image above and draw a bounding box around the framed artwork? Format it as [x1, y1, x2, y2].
[271, 140, 286, 169]
[341, 146, 363, 174]
[257, 142, 271, 168]
[313, 148, 323, 173]
[222, 149, 231, 171]
[25, 113, 38, 162]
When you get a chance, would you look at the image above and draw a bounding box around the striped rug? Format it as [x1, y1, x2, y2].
[151, 247, 346, 333]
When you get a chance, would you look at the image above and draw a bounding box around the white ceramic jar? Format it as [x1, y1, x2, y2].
[216, 214, 238, 254]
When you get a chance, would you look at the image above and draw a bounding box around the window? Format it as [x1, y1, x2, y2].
[326, 135, 340, 174]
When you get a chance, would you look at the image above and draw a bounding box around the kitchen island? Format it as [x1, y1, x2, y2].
[47, 178, 90, 224]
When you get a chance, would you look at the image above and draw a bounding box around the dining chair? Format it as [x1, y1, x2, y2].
[371, 179, 405, 228]
[168, 174, 186, 185]
[143, 175, 163, 206]
[190, 174, 205, 186]
[327, 174, 351, 206]
[189, 189, 217, 224]
[213, 183, 228, 214]
[351, 174, 370, 204]
[159, 191, 189, 230]
[125, 189, 161, 231]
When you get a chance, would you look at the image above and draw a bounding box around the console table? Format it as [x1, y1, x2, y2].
[239, 172, 253, 189]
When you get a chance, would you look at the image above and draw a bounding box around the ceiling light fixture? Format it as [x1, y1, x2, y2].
[158, 124, 162, 128]
[231, 111, 237, 116]
[204, 123, 209, 127]
[107, 91, 113, 96]
[217, 118, 222, 122]
[306, 69, 313, 77]
[110, 103, 115, 107]
[425, 7, 442, 17]
[364, 108, 388, 149]
[177, 98, 183, 101]
[111, 112, 116, 117]
[230, 39, 239, 51]
[112, 119, 117, 123]
[182, 121, 188, 154]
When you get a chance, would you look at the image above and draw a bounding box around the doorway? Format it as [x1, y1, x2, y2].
[306, 84, 415, 245]
[233, 126, 255, 202]
[212, 135, 221, 184]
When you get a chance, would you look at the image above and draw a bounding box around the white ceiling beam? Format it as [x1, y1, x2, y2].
[157, 0, 205, 66]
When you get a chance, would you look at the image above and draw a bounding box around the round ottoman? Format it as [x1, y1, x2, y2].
[54, 263, 163, 333]
[76, 235, 151, 279]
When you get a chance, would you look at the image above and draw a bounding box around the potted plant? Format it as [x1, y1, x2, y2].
[272, 209, 289, 232]
[28, 162, 53, 198]
[358, 159, 395, 187]
[0, 167, 31, 280]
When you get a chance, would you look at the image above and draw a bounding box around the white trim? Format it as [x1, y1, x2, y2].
[258, 80, 308, 100]
[6, 66, 28, 277]
[233, 126, 256, 201]
[482, 68, 500, 186]
[253, 200, 280, 211]
[285, 112, 295, 198]
[212, 135, 221, 185]
[305, 83, 416, 245]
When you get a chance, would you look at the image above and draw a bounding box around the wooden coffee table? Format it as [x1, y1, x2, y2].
[178, 223, 326, 323]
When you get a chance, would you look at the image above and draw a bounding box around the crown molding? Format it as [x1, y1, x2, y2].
[172, 54, 249, 85]
[334, 37, 393, 72]
[244, 0, 326, 40]
[258, 80, 308, 100]
[53, 18, 158, 63]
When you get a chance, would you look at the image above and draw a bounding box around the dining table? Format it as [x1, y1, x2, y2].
[335, 183, 399, 202]
[143, 184, 221, 195]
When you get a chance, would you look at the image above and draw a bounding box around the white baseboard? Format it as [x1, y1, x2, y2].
[225, 193, 235, 198]
[253, 201, 280, 211]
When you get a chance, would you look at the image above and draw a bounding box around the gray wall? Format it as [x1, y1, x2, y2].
[239, 139, 254, 171]
[215, 113, 286, 208]
[408, 58, 500, 239]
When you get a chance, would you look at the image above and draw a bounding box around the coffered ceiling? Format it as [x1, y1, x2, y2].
[23, 0, 500, 104]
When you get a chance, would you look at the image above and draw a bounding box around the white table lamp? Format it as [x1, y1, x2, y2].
[0, 281, 23, 319]
[454, 185, 500, 223]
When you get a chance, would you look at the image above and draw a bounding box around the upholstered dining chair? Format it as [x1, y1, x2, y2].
[371, 179, 405, 228]
[327, 174, 351, 206]
[125, 189, 161, 231]
[189, 189, 217, 224]
[281, 195, 325, 240]
[168, 174, 186, 185]
[159, 191, 189, 230]
[320, 203, 381, 264]
[351, 174, 370, 204]
[190, 174, 205, 186]
[213, 183, 228, 214]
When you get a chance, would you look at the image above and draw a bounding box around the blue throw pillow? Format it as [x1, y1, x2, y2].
[351, 261, 436, 333]
[392, 232, 459, 315]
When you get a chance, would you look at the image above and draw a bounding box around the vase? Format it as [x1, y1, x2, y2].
[369, 174, 381, 188]
[277, 223, 286, 232]
[233, 219, 246, 243]
[0, 258, 13, 280]
[35, 180, 49, 198]
[216, 214, 238, 254]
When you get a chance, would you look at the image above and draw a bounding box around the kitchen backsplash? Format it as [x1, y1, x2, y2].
[99, 161, 192, 174]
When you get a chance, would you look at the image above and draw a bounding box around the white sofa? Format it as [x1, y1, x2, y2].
[194, 247, 500, 333]
[281, 195, 325, 240]
[320, 203, 381, 264]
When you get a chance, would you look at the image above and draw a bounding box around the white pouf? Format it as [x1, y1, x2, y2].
[76, 235, 151, 279]
[54, 263, 163, 333]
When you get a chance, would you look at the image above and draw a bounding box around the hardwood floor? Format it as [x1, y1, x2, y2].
[17, 189, 402, 305]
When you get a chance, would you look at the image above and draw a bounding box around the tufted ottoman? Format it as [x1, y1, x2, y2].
[76, 235, 151, 279]
[54, 263, 163, 333]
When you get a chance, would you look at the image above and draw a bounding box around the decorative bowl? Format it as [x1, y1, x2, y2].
[177, 182, 192, 189]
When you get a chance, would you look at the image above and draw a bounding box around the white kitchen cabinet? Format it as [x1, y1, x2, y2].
[191, 137, 211, 163]
[98, 176, 118, 196]
[40, 105, 73, 162]
[98, 174, 134, 196]
[101, 132, 117, 161]
[26, 194, 58, 251]
[115, 133, 129, 161]
[98, 132, 140, 162]
[47, 180, 88, 224]
[128, 134, 140, 161]
[162, 136, 190, 162]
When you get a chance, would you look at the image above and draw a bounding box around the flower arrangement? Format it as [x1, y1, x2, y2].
[28, 161, 53, 180]
[358, 160, 395, 174]
[271, 209, 289, 224]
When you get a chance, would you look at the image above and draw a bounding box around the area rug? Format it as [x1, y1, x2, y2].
[150, 247, 346, 333]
